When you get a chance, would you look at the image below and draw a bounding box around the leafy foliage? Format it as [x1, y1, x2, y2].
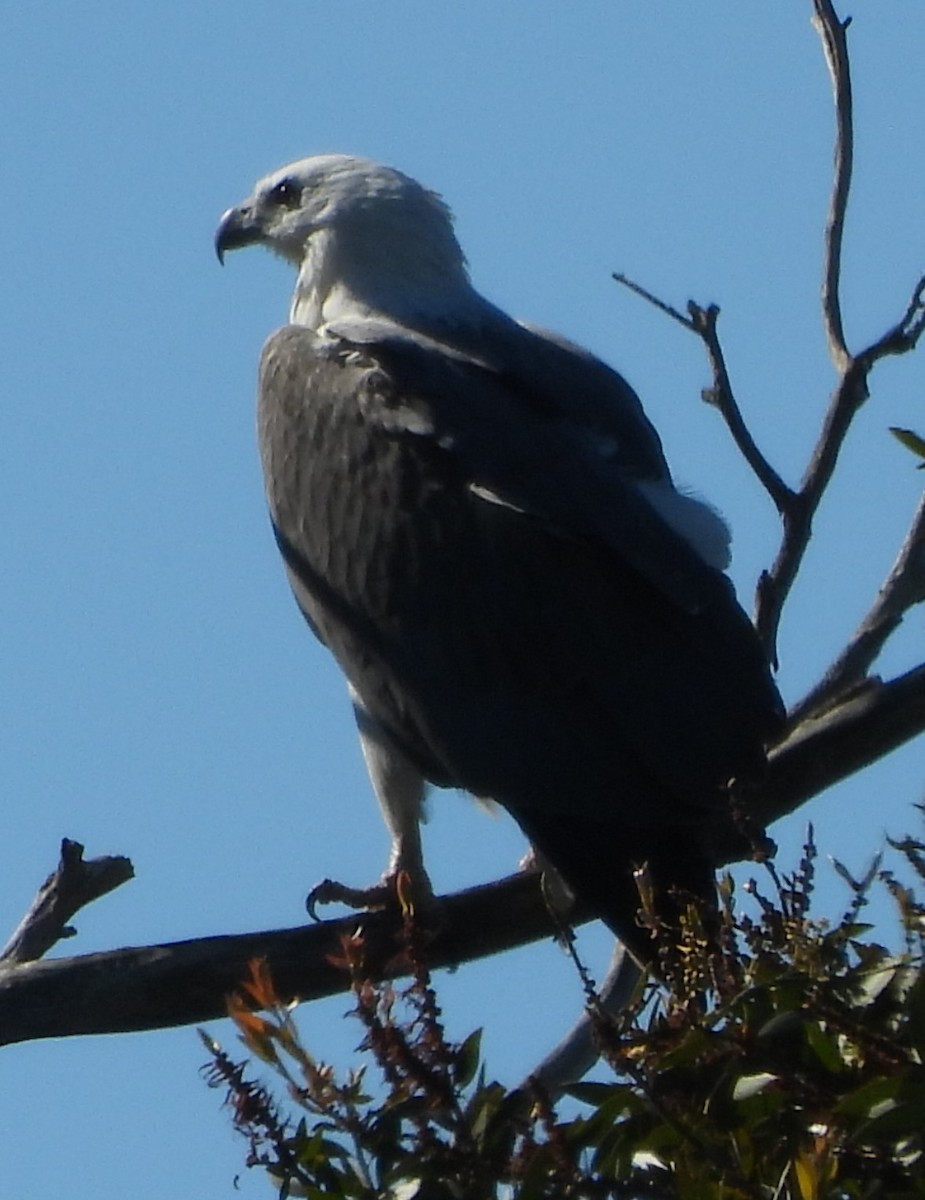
[203, 828, 925, 1199]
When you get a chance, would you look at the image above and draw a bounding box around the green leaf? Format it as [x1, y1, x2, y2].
[564, 1081, 621, 1106]
[834, 1074, 903, 1120]
[466, 1081, 507, 1149]
[731, 1072, 780, 1102]
[803, 1021, 845, 1074]
[388, 1181, 422, 1200]
[890, 425, 925, 465]
[854, 957, 902, 1007]
[453, 1028, 482, 1089]
[658, 1027, 714, 1069]
[859, 1092, 925, 1144]
[904, 971, 925, 1054]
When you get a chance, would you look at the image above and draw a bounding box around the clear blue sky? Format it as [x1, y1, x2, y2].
[2, 4, 923, 1197]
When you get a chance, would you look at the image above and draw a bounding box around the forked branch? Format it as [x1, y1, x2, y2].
[755, 5, 925, 656]
[0, 839, 133, 967]
[618, 2, 925, 674]
[611, 275, 792, 517]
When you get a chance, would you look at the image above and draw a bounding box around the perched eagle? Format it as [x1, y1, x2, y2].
[216, 154, 784, 963]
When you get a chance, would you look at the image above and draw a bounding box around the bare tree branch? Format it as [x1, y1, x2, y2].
[614, 6, 924, 669]
[753, 7, 925, 660]
[4, 665, 924, 1050]
[612, 274, 793, 516]
[615, 254, 925, 674]
[608, 11, 925, 693]
[0, 839, 134, 966]
[792, 491, 925, 721]
[812, 0, 854, 372]
[686, 301, 794, 516]
[526, 943, 642, 1099]
[857, 273, 925, 366]
[612, 271, 693, 330]
[751, 662, 925, 831]
[756, 274, 925, 661]
[0, 870, 573, 1048]
[755, 370, 863, 656]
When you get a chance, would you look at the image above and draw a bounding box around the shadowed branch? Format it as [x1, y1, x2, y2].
[791, 493, 925, 721]
[4, 669, 925, 1049]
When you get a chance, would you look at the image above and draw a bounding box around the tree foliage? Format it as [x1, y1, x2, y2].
[203, 826, 925, 1199]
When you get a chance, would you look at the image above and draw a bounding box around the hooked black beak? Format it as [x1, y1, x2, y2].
[214, 205, 263, 264]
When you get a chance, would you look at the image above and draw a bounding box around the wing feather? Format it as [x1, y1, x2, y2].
[258, 325, 783, 839]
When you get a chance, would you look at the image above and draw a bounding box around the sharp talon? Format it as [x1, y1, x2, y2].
[305, 880, 332, 922]
[305, 877, 397, 920]
[305, 870, 441, 925]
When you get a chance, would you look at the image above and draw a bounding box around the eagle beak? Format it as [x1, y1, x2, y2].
[214, 204, 263, 264]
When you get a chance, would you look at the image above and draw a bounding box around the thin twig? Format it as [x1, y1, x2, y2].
[754, 365, 863, 656]
[613, 5, 864, 666]
[857, 272, 925, 365]
[615, 4, 924, 677]
[0, 839, 134, 966]
[753, 1, 858, 657]
[613, 274, 792, 515]
[612, 272, 693, 330]
[687, 302, 794, 515]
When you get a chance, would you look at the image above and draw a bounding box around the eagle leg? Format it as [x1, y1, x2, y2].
[305, 691, 434, 920]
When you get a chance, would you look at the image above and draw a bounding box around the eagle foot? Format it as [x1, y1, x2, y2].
[306, 877, 398, 921]
[306, 869, 438, 923]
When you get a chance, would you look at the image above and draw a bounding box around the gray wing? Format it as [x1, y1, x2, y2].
[258, 323, 783, 952]
[259, 321, 781, 802]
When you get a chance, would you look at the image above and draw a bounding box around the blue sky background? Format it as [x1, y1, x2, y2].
[2, 4, 924, 1197]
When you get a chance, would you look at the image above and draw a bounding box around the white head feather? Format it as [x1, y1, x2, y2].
[224, 154, 483, 332]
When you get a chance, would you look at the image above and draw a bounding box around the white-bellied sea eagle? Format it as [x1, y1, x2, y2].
[215, 154, 784, 963]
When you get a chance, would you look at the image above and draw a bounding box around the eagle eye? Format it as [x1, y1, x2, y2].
[267, 178, 302, 209]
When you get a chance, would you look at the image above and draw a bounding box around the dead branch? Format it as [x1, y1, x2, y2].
[686, 301, 793, 516]
[791, 492, 925, 721]
[0, 839, 133, 966]
[857, 273, 925, 366]
[752, 662, 925, 830]
[526, 942, 642, 1099]
[812, 0, 853, 372]
[611, 271, 692, 330]
[0, 870, 570, 1048]
[612, 275, 793, 518]
[4, 668, 925, 1049]
[754, 8, 925, 657]
[617, 4, 925, 673]
[756, 270, 925, 660]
